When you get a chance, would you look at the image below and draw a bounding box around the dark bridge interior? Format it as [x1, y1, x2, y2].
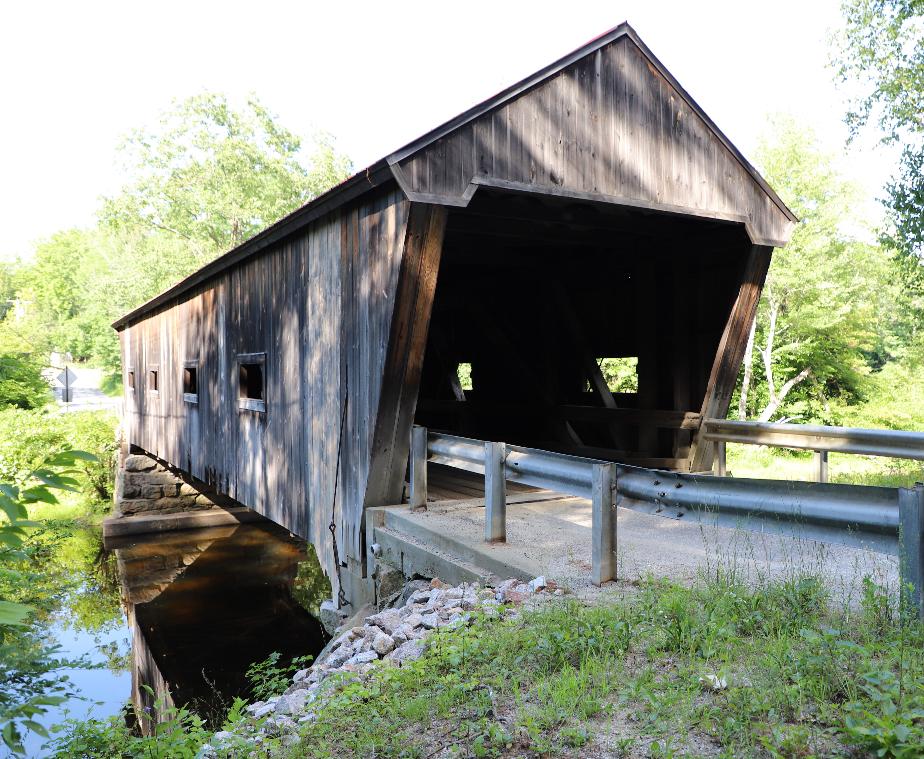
[414, 189, 754, 470]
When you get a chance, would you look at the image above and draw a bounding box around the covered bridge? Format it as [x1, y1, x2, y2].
[112, 23, 796, 600]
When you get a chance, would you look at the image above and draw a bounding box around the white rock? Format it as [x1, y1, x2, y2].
[327, 642, 356, 668]
[364, 608, 403, 634]
[446, 612, 471, 628]
[420, 613, 439, 629]
[292, 668, 309, 684]
[251, 702, 275, 719]
[407, 590, 431, 605]
[388, 639, 425, 664]
[528, 576, 547, 592]
[345, 650, 378, 666]
[494, 579, 518, 601]
[699, 673, 728, 691]
[405, 612, 424, 628]
[287, 689, 309, 714]
[372, 631, 396, 655]
[274, 697, 293, 715]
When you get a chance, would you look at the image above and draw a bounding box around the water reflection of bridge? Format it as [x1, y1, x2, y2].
[108, 520, 329, 730]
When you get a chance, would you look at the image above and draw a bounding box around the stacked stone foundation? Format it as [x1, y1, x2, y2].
[115, 448, 235, 517]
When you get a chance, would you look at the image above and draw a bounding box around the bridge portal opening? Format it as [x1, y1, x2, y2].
[414, 189, 753, 470]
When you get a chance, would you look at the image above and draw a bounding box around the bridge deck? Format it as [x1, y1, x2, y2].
[383, 463, 899, 601]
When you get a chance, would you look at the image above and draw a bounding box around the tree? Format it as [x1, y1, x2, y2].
[11, 92, 352, 374]
[834, 0, 924, 348]
[0, 325, 49, 410]
[102, 92, 352, 255]
[736, 116, 902, 423]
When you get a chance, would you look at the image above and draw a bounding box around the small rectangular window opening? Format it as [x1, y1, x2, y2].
[127, 370, 135, 390]
[457, 362, 473, 391]
[183, 366, 198, 394]
[148, 369, 159, 393]
[595, 357, 638, 394]
[239, 363, 263, 400]
[183, 362, 198, 403]
[236, 353, 265, 412]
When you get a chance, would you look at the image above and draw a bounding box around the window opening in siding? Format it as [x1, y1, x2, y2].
[183, 362, 198, 404]
[457, 362, 473, 391]
[127, 370, 135, 391]
[588, 357, 638, 394]
[148, 367, 159, 394]
[237, 353, 266, 412]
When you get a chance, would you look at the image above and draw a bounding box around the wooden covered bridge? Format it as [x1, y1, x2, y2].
[112, 23, 796, 601]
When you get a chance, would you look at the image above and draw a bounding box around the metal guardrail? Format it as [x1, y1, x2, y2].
[702, 418, 924, 482]
[409, 426, 924, 616]
[411, 428, 618, 585]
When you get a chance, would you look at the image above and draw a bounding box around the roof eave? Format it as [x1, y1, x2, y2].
[112, 160, 393, 330]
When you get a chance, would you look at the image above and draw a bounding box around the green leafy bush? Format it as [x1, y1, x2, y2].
[1, 450, 100, 755]
[0, 353, 50, 411]
[844, 670, 924, 758]
[0, 408, 117, 502]
[245, 651, 312, 703]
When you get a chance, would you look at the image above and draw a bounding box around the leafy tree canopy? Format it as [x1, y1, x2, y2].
[0, 325, 49, 410]
[101, 93, 352, 254]
[6, 93, 352, 372]
[736, 116, 906, 422]
[834, 0, 924, 338]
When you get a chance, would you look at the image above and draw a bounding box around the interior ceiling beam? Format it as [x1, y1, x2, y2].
[457, 190, 740, 240]
[443, 226, 645, 250]
[445, 217, 744, 259]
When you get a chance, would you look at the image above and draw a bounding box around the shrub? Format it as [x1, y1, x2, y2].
[0, 409, 117, 502]
[0, 353, 50, 411]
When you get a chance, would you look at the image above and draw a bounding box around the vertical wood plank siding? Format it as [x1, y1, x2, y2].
[395, 36, 790, 247]
[120, 187, 411, 594]
[117, 26, 792, 591]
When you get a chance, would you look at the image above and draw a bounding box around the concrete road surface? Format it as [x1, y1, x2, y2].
[49, 366, 122, 414]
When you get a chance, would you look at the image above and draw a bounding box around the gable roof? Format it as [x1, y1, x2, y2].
[114, 22, 795, 331]
[387, 22, 795, 228]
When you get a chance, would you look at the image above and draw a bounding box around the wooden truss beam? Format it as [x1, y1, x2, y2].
[689, 245, 772, 471]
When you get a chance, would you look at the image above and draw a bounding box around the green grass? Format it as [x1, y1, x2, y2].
[726, 443, 924, 488]
[26, 490, 109, 523]
[99, 370, 123, 397]
[275, 574, 924, 759]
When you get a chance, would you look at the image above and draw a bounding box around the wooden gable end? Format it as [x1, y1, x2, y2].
[391, 34, 794, 247]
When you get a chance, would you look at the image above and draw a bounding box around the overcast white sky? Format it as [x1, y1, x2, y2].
[0, 0, 893, 261]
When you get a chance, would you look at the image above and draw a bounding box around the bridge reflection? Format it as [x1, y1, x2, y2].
[109, 520, 330, 731]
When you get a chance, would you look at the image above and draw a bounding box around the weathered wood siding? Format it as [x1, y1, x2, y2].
[393, 35, 792, 247]
[120, 187, 411, 589]
[117, 24, 793, 589]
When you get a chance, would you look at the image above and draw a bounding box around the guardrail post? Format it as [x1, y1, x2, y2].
[410, 425, 428, 510]
[898, 483, 924, 620]
[592, 462, 617, 585]
[484, 441, 506, 542]
[713, 440, 726, 477]
[815, 450, 829, 483]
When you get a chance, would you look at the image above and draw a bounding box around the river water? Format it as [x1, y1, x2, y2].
[17, 520, 330, 757]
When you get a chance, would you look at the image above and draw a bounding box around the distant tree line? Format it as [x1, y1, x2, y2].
[1, 93, 352, 391]
[1, 44, 923, 429]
